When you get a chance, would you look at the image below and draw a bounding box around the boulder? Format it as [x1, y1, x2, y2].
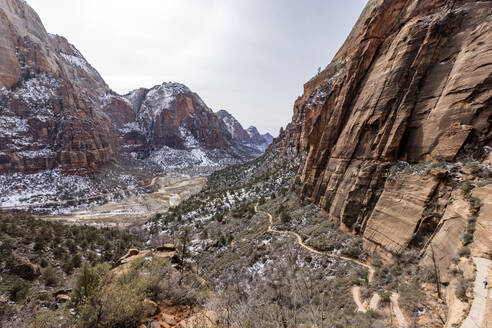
[430, 167, 448, 179]
[10, 257, 40, 280]
[150, 321, 162, 328]
[55, 294, 70, 303]
[116, 248, 140, 266]
[156, 243, 176, 252]
[177, 311, 218, 328]
[143, 299, 159, 317]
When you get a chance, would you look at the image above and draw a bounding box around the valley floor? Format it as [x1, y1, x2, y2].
[41, 175, 206, 229]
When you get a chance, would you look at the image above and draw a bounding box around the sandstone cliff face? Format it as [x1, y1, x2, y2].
[0, 0, 118, 174]
[216, 109, 273, 152]
[279, 0, 491, 244]
[101, 83, 237, 155]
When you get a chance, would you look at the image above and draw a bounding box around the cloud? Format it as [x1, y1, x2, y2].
[28, 0, 367, 135]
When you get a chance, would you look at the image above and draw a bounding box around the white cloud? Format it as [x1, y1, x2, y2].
[27, 0, 366, 135]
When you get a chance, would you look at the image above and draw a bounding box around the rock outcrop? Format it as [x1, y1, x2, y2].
[277, 0, 491, 252]
[216, 109, 273, 152]
[11, 255, 41, 280]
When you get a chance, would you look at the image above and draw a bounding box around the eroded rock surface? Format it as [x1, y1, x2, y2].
[0, 0, 118, 174]
[276, 0, 491, 252]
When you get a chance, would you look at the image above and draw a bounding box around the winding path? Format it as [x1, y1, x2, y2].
[391, 293, 409, 328]
[255, 205, 409, 327]
[461, 257, 492, 328]
[256, 205, 375, 279]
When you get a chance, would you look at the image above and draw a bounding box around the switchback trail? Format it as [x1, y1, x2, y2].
[255, 205, 409, 327]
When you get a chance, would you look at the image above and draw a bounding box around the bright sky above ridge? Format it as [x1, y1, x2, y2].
[28, 0, 367, 135]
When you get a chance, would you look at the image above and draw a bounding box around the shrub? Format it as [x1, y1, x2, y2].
[0, 302, 14, 319]
[418, 265, 436, 283]
[342, 237, 364, 259]
[34, 309, 69, 328]
[456, 278, 470, 302]
[378, 290, 392, 306]
[62, 257, 74, 274]
[76, 276, 146, 327]
[280, 211, 291, 223]
[72, 254, 82, 268]
[69, 262, 146, 328]
[371, 252, 383, 268]
[41, 266, 59, 287]
[399, 281, 424, 316]
[463, 232, 474, 245]
[458, 246, 471, 258]
[69, 263, 107, 310]
[9, 280, 30, 302]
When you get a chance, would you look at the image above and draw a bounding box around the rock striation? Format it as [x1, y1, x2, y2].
[0, 0, 118, 174]
[277, 0, 491, 252]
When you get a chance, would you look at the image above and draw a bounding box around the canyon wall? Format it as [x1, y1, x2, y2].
[0, 0, 118, 173]
[278, 0, 491, 252]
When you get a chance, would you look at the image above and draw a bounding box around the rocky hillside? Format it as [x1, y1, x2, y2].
[216, 109, 273, 152]
[0, 0, 264, 175]
[275, 0, 491, 325]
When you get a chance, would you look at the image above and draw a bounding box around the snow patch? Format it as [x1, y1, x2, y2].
[60, 53, 90, 73]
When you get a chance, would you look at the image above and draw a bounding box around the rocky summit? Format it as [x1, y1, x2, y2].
[0, 0, 118, 174]
[216, 109, 273, 153]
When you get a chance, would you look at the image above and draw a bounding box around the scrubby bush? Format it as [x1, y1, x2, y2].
[418, 265, 437, 283]
[34, 309, 70, 328]
[458, 246, 471, 258]
[41, 266, 59, 287]
[456, 278, 470, 302]
[371, 252, 383, 268]
[9, 280, 30, 302]
[70, 263, 146, 328]
[342, 237, 364, 259]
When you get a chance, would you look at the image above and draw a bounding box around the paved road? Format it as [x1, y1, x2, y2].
[461, 257, 492, 328]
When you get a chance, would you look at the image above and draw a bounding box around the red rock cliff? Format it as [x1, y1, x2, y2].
[0, 0, 118, 174]
[279, 0, 491, 253]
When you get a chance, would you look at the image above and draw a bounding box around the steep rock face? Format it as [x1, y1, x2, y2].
[279, 0, 491, 240]
[216, 109, 251, 144]
[246, 126, 274, 152]
[216, 109, 273, 152]
[102, 83, 234, 154]
[0, 0, 118, 174]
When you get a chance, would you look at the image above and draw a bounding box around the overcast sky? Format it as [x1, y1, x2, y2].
[28, 0, 367, 135]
